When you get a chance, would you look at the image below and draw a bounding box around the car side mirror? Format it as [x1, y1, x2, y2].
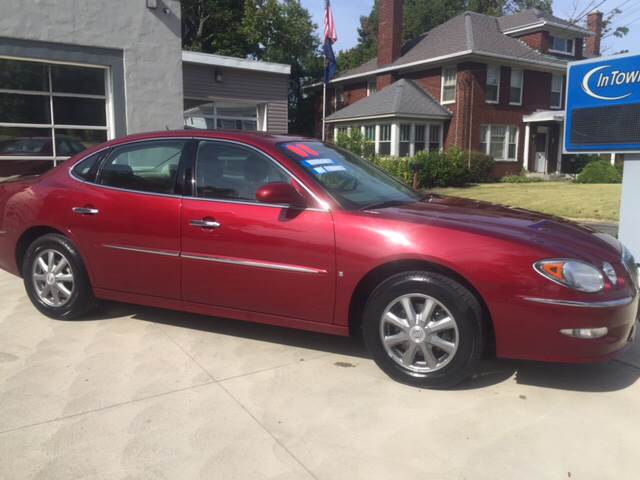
[255, 182, 308, 208]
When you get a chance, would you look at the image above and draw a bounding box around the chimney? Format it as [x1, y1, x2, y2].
[586, 11, 603, 57]
[378, 0, 404, 67]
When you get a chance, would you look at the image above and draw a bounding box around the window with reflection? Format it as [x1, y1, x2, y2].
[0, 57, 110, 179]
[184, 101, 261, 131]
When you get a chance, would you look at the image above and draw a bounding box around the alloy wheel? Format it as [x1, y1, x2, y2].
[31, 249, 75, 308]
[379, 293, 459, 374]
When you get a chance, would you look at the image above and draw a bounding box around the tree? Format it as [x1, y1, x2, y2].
[566, 1, 631, 53]
[503, 0, 552, 14]
[336, 0, 513, 72]
[181, 0, 322, 135]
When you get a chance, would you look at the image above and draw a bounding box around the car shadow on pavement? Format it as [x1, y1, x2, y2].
[91, 302, 640, 393]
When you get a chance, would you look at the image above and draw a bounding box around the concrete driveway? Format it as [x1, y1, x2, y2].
[1, 269, 639, 480]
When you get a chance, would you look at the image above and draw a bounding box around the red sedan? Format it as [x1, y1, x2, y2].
[0, 131, 638, 387]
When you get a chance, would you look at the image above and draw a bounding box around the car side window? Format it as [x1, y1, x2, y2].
[71, 149, 109, 182]
[195, 141, 289, 201]
[98, 140, 186, 194]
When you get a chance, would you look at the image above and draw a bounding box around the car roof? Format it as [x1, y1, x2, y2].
[100, 130, 315, 150]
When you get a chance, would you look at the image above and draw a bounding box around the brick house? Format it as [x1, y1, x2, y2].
[313, 1, 603, 177]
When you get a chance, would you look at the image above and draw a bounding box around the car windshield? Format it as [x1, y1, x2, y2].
[278, 141, 421, 210]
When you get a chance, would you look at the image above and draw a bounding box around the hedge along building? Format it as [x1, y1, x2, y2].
[314, 0, 603, 177]
[0, 0, 290, 180]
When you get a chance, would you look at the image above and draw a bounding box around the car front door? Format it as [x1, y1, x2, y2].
[180, 140, 335, 324]
[67, 139, 189, 299]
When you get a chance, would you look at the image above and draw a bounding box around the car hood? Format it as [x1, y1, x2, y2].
[368, 194, 622, 263]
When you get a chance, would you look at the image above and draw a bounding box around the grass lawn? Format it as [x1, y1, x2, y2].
[430, 182, 622, 223]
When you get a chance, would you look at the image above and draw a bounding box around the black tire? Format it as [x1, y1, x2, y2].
[362, 271, 485, 388]
[22, 233, 96, 320]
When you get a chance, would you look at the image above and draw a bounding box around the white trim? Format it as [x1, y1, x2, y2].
[307, 49, 565, 89]
[181, 51, 291, 75]
[325, 113, 451, 123]
[441, 66, 457, 104]
[485, 64, 500, 104]
[390, 122, 399, 156]
[508, 67, 524, 106]
[0, 54, 110, 70]
[523, 123, 531, 171]
[501, 20, 592, 37]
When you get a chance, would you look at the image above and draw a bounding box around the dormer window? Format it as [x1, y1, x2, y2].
[367, 78, 377, 96]
[549, 35, 575, 55]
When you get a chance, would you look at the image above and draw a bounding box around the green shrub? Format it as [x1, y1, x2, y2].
[466, 151, 495, 183]
[420, 148, 470, 187]
[562, 154, 599, 175]
[335, 129, 374, 159]
[372, 156, 413, 184]
[500, 174, 544, 183]
[576, 160, 622, 184]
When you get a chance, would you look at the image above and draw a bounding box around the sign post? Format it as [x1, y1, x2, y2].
[565, 53, 640, 260]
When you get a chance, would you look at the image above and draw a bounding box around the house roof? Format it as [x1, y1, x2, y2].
[497, 8, 592, 36]
[325, 79, 451, 123]
[332, 11, 568, 84]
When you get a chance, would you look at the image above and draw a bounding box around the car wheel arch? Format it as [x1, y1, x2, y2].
[348, 259, 495, 345]
[15, 226, 68, 276]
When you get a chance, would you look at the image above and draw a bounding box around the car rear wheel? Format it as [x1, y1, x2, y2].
[23, 233, 96, 320]
[362, 271, 485, 388]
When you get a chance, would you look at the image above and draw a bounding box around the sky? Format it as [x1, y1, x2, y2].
[300, 0, 640, 56]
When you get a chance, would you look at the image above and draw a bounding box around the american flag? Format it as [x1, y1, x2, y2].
[324, 0, 337, 43]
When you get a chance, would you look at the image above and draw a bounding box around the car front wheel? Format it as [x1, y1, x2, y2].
[362, 271, 485, 388]
[23, 233, 96, 320]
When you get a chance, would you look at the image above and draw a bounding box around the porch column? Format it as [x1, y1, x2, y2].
[390, 122, 400, 156]
[556, 124, 564, 174]
[523, 123, 531, 172]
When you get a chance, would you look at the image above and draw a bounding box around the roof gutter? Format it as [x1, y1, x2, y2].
[325, 113, 452, 123]
[501, 20, 593, 37]
[306, 49, 566, 89]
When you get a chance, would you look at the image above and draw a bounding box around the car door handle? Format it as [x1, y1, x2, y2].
[72, 207, 99, 215]
[190, 219, 221, 229]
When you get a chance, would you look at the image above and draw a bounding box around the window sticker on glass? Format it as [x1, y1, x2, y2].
[279, 141, 421, 210]
[304, 158, 335, 166]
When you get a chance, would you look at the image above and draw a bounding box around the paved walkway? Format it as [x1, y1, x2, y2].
[0, 269, 639, 479]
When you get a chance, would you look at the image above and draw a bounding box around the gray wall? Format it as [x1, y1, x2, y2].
[0, 0, 184, 135]
[183, 63, 289, 133]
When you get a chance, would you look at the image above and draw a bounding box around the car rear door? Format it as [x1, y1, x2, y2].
[67, 139, 190, 299]
[180, 139, 336, 324]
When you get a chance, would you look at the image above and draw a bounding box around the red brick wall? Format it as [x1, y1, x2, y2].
[344, 82, 368, 106]
[516, 31, 550, 53]
[378, 0, 403, 66]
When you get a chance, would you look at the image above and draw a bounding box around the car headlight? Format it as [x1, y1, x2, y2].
[622, 245, 639, 289]
[534, 259, 605, 293]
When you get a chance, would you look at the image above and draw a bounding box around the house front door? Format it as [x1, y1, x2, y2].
[534, 129, 548, 173]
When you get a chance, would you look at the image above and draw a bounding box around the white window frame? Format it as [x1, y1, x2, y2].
[441, 66, 457, 104]
[479, 124, 519, 162]
[550, 74, 563, 109]
[0, 56, 112, 166]
[183, 101, 263, 131]
[509, 68, 524, 106]
[485, 64, 500, 104]
[549, 35, 575, 55]
[367, 78, 377, 97]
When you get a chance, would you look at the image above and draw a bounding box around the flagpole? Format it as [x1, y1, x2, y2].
[322, 81, 327, 141]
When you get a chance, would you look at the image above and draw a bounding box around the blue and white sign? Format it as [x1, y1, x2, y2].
[565, 53, 640, 153]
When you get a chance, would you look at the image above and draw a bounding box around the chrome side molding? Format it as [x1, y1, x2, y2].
[181, 253, 326, 274]
[103, 244, 180, 257]
[72, 207, 99, 215]
[522, 296, 635, 308]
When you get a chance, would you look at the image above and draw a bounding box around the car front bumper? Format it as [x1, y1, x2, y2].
[493, 292, 639, 363]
